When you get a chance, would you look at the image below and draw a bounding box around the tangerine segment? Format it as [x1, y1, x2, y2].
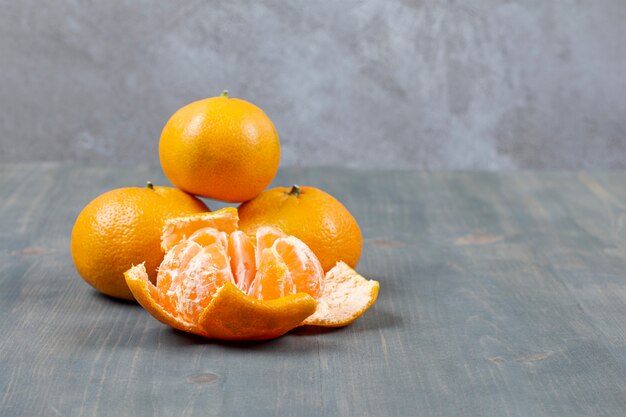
[272, 236, 324, 298]
[303, 262, 379, 327]
[228, 231, 256, 290]
[255, 226, 285, 259]
[187, 227, 229, 248]
[198, 282, 317, 340]
[125, 264, 208, 337]
[247, 248, 293, 300]
[247, 236, 324, 300]
[161, 207, 238, 252]
[157, 240, 234, 324]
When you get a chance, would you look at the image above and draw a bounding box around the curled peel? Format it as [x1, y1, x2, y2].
[126, 261, 379, 339]
[198, 283, 316, 340]
[125, 263, 316, 340]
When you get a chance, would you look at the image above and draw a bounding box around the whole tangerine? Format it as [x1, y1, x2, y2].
[159, 91, 280, 203]
[70, 183, 208, 300]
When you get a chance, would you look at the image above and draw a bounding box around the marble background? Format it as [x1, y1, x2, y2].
[1, 0, 625, 169]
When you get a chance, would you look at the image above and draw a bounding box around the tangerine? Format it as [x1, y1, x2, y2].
[70, 183, 208, 300]
[125, 209, 379, 340]
[159, 91, 280, 202]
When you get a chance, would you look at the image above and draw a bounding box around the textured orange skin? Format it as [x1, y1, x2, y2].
[70, 186, 208, 300]
[238, 186, 363, 272]
[198, 283, 317, 340]
[159, 95, 281, 203]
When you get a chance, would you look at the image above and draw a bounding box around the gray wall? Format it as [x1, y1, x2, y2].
[1, 1, 625, 169]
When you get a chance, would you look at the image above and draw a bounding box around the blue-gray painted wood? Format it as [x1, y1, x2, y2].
[2, 164, 626, 416]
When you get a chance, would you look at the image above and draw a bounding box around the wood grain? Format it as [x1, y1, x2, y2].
[1, 164, 626, 416]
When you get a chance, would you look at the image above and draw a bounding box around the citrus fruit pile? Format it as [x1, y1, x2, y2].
[71, 91, 379, 340]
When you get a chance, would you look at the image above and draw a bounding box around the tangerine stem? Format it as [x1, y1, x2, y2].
[146, 181, 154, 190]
[287, 184, 301, 197]
[220, 90, 229, 98]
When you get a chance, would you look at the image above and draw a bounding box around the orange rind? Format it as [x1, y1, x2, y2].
[198, 283, 316, 340]
[125, 208, 379, 340]
[125, 264, 316, 340]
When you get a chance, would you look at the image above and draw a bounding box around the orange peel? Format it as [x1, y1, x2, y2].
[125, 208, 379, 340]
[198, 283, 316, 340]
[125, 263, 316, 340]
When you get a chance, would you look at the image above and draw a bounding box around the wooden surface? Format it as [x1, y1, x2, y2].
[2, 164, 626, 417]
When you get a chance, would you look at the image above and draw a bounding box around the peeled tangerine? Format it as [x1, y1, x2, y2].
[124, 208, 379, 340]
